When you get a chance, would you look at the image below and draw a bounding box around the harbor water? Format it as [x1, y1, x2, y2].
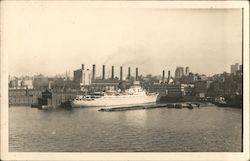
[9, 106, 242, 152]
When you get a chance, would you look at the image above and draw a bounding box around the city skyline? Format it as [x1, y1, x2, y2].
[8, 62, 242, 80]
[3, 2, 243, 77]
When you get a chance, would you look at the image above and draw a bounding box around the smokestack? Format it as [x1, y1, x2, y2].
[92, 64, 96, 81]
[111, 66, 114, 80]
[82, 64, 84, 70]
[162, 70, 165, 83]
[168, 70, 171, 83]
[102, 65, 105, 80]
[120, 66, 123, 80]
[128, 67, 131, 80]
[136, 67, 138, 81]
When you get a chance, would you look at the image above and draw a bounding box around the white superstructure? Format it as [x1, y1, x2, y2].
[71, 85, 158, 107]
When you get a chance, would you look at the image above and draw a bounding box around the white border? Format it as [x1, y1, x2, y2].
[1, 1, 249, 161]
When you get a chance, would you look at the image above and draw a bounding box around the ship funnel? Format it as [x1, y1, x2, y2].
[120, 66, 123, 81]
[82, 64, 84, 70]
[111, 66, 114, 80]
[102, 65, 105, 80]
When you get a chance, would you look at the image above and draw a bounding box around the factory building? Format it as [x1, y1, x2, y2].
[9, 79, 33, 89]
[180, 74, 195, 84]
[74, 64, 138, 91]
[33, 75, 49, 90]
[84, 80, 120, 92]
[21, 80, 33, 89]
[143, 68, 189, 97]
[9, 79, 22, 89]
[146, 84, 187, 97]
[193, 81, 208, 98]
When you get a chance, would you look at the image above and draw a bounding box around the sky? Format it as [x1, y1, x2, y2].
[2, 2, 242, 77]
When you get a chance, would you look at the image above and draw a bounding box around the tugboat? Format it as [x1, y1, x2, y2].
[59, 100, 73, 110]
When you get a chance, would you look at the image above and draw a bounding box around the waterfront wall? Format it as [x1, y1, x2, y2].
[9, 95, 38, 106]
[9, 89, 79, 106]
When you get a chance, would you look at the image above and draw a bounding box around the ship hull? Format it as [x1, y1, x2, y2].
[71, 94, 158, 108]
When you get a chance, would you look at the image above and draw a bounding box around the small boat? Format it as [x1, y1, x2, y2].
[187, 104, 194, 109]
[59, 100, 72, 109]
[175, 104, 183, 109]
[215, 101, 228, 107]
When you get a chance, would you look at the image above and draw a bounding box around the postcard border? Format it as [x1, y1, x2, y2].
[1, 1, 249, 161]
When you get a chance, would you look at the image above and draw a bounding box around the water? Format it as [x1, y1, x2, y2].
[9, 106, 242, 152]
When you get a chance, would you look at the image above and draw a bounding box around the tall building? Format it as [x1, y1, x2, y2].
[175, 67, 184, 81]
[73, 64, 92, 87]
[81, 69, 92, 86]
[231, 63, 239, 75]
[185, 67, 190, 76]
[239, 64, 243, 72]
[73, 69, 83, 83]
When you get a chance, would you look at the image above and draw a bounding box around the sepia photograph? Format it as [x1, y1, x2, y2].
[1, 1, 249, 161]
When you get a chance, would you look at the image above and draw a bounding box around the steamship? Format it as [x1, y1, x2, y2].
[71, 83, 159, 107]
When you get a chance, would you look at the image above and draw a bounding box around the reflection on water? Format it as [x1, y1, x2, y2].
[124, 110, 148, 127]
[9, 106, 242, 152]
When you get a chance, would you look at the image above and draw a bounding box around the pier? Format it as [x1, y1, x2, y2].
[98, 102, 214, 112]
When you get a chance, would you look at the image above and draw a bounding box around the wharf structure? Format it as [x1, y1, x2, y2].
[9, 88, 79, 106]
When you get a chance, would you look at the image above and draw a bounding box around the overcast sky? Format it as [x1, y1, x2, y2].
[2, 2, 242, 77]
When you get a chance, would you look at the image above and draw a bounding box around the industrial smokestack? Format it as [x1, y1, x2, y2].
[92, 64, 96, 81]
[136, 67, 138, 81]
[168, 70, 171, 83]
[102, 65, 105, 80]
[162, 70, 165, 83]
[128, 67, 131, 80]
[120, 66, 123, 81]
[111, 66, 114, 80]
[82, 64, 84, 70]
